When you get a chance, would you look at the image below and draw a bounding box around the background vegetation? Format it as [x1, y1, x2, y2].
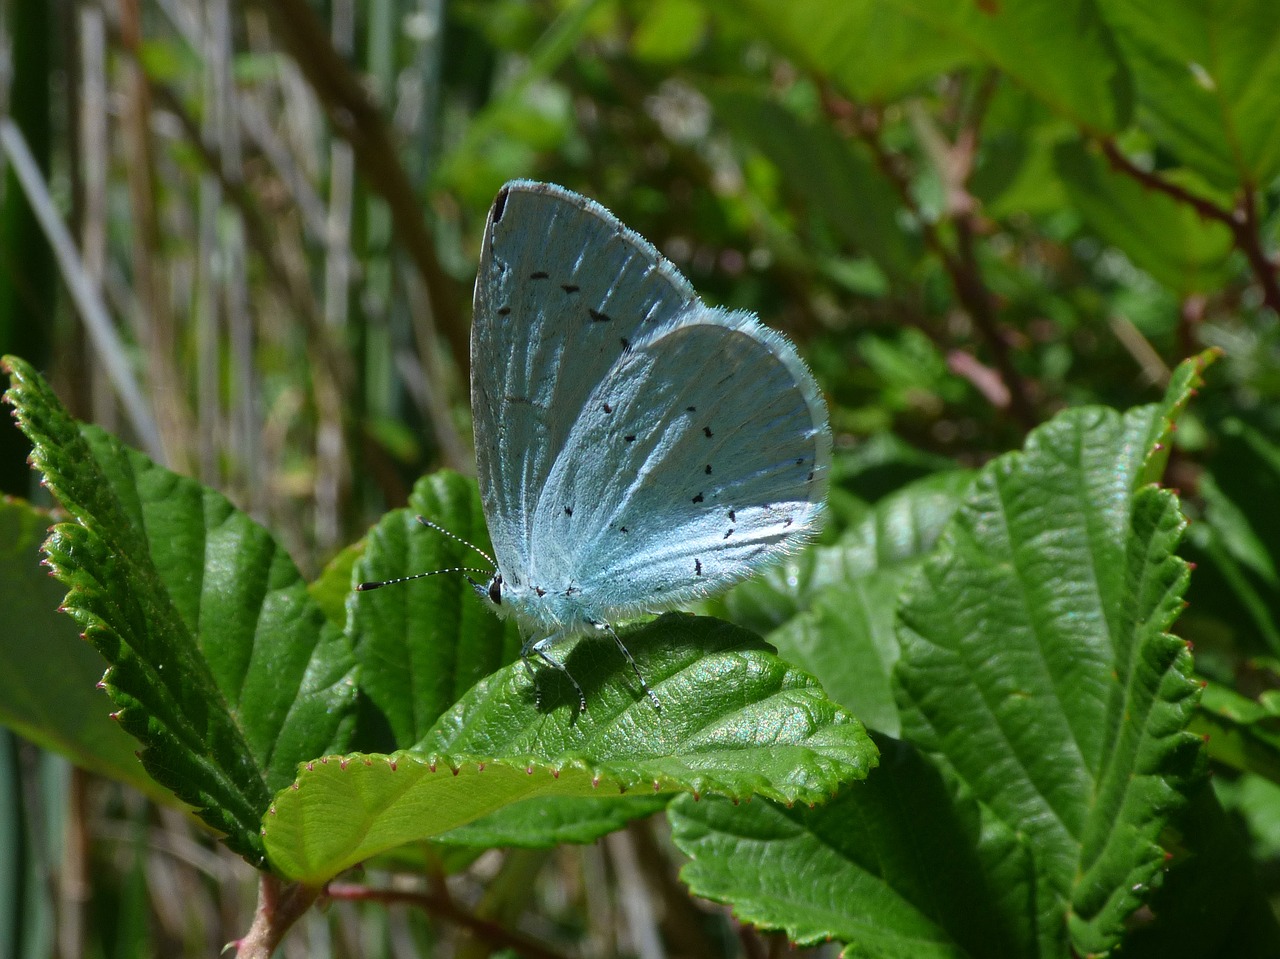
[1, 0, 1279, 956]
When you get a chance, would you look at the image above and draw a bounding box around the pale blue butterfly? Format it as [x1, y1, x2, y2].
[364, 181, 831, 710]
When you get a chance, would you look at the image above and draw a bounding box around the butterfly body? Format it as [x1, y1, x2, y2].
[469, 182, 832, 704]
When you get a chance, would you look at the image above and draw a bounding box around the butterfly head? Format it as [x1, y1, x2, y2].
[473, 570, 538, 628]
[474, 571, 505, 609]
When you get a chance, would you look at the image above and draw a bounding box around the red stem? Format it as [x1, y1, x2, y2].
[1100, 139, 1280, 315]
[234, 876, 322, 959]
[327, 881, 572, 959]
[846, 101, 1038, 430]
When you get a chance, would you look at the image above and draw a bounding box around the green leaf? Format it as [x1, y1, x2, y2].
[310, 538, 363, 628]
[763, 471, 974, 736]
[971, 86, 1072, 218]
[79, 425, 359, 794]
[436, 794, 671, 848]
[670, 739, 1036, 956]
[1055, 141, 1234, 293]
[726, 0, 973, 103]
[1098, 0, 1280, 189]
[263, 615, 877, 883]
[770, 576, 908, 738]
[2, 356, 358, 865]
[351, 472, 520, 749]
[1191, 680, 1280, 784]
[732, 0, 1129, 132]
[1139, 349, 1216, 486]
[1184, 415, 1280, 657]
[631, 0, 707, 62]
[0, 497, 155, 795]
[708, 85, 918, 281]
[894, 355, 1212, 956]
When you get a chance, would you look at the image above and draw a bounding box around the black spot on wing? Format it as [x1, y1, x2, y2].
[703, 426, 713, 438]
[562, 284, 580, 293]
[589, 308, 612, 323]
[692, 492, 704, 504]
[530, 271, 549, 280]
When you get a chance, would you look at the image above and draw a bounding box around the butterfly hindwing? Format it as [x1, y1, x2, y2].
[532, 303, 831, 620]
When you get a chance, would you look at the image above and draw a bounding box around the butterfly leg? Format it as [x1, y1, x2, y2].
[597, 622, 661, 711]
[523, 637, 587, 713]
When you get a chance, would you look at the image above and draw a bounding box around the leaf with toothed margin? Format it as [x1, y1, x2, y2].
[263, 615, 877, 883]
[893, 350, 1216, 957]
[659, 351, 1217, 958]
[2, 356, 357, 866]
[670, 737, 1038, 956]
[0, 496, 164, 799]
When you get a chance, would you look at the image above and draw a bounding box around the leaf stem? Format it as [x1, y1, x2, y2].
[234, 875, 322, 959]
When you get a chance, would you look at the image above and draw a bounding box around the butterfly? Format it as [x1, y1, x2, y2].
[363, 181, 831, 711]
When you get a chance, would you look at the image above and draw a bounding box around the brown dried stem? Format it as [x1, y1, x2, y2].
[251, 0, 470, 377]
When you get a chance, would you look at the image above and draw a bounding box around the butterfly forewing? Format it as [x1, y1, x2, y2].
[472, 181, 695, 579]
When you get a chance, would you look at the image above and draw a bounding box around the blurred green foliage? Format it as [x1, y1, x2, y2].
[1, 0, 1280, 956]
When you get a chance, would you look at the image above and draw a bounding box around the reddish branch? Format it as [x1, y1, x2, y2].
[233, 876, 572, 959]
[836, 98, 1038, 430]
[1100, 139, 1280, 315]
[327, 881, 572, 959]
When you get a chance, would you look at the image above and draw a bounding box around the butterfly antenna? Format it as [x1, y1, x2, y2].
[415, 515, 497, 568]
[356, 566, 493, 591]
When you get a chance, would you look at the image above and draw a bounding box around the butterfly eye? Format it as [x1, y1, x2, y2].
[488, 574, 504, 606]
